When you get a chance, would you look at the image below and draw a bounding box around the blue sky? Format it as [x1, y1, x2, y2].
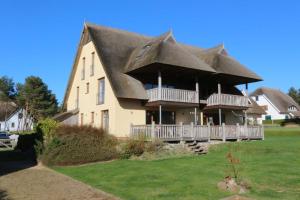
[0, 0, 299, 103]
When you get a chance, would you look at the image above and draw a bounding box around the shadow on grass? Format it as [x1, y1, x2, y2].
[0, 149, 37, 176]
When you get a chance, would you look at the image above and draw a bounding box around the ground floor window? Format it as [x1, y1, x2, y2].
[102, 110, 109, 131]
[265, 115, 271, 120]
[146, 110, 176, 124]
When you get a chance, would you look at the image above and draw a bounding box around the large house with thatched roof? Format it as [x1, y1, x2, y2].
[251, 87, 300, 122]
[58, 23, 264, 141]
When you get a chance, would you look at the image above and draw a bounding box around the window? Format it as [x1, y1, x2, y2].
[288, 106, 297, 111]
[265, 115, 271, 120]
[86, 82, 89, 94]
[11, 122, 15, 128]
[91, 112, 95, 124]
[76, 87, 79, 108]
[102, 110, 109, 131]
[255, 96, 259, 101]
[90, 52, 95, 76]
[97, 78, 105, 104]
[80, 113, 84, 125]
[81, 57, 86, 80]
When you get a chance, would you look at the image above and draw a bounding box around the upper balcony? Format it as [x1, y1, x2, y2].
[206, 93, 249, 108]
[147, 88, 199, 104]
[146, 88, 249, 109]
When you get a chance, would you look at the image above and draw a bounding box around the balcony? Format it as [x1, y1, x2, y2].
[206, 93, 249, 108]
[147, 88, 198, 104]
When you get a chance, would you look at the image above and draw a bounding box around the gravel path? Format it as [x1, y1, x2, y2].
[0, 161, 119, 200]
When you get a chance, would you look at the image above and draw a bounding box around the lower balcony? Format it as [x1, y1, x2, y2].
[206, 93, 249, 108]
[130, 124, 264, 142]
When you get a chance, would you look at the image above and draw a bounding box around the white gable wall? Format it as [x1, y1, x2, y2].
[252, 95, 286, 121]
[0, 109, 33, 132]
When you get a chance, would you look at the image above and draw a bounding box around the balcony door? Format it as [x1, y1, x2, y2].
[146, 110, 176, 124]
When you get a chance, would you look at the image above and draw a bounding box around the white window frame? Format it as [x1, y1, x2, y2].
[97, 78, 105, 105]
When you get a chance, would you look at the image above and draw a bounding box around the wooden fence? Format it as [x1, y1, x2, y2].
[130, 123, 264, 142]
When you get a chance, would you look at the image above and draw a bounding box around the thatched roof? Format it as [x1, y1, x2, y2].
[53, 109, 79, 122]
[247, 98, 266, 115]
[63, 23, 262, 107]
[251, 87, 300, 116]
[0, 101, 18, 121]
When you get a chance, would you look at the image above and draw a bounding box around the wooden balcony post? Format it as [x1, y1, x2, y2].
[159, 105, 162, 125]
[218, 83, 222, 125]
[180, 122, 183, 141]
[158, 70, 162, 100]
[200, 111, 204, 125]
[195, 78, 199, 103]
[207, 123, 211, 142]
[222, 123, 226, 142]
[244, 83, 248, 126]
[194, 107, 197, 125]
[236, 123, 241, 141]
[151, 121, 155, 139]
[190, 122, 194, 140]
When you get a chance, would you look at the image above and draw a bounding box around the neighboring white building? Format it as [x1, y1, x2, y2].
[0, 108, 34, 132]
[250, 87, 300, 122]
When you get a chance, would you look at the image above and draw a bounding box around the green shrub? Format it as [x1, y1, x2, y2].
[281, 118, 300, 126]
[120, 138, 165, 159]
[36, 118, 58, 144]
[41, 125, 118, 166]
[120, 138, 145, 159]
[145, 139, 164, 153]
[263, 119, 284, 125]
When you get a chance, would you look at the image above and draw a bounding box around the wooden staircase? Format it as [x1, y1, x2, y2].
[185, 141, 209, 155]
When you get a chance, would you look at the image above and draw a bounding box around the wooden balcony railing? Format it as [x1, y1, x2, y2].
[207, 93, 249, 107]
[147, 88, 198, 104]
[130, 123, 264, 141]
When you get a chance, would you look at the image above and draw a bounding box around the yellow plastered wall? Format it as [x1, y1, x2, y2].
[66, 41, 146, 137]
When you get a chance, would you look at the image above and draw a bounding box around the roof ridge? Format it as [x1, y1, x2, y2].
[85, 22, 152, 39]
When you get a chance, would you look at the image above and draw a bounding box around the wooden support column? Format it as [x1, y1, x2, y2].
[195, 78, 199, 102]
[158, 71, 162, 100]
[158, 70, 162, 125]
[244, 83, 248, 126]
[159, 105, 162, 125]
[194, 107, 197, 125]
[218, 83, 222, 125]
[200, 112, 204, 125]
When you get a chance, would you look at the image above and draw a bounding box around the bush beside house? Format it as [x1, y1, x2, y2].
[40, 125, 119, 166]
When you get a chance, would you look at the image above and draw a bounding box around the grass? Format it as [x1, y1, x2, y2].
[54, 128, 300, 200]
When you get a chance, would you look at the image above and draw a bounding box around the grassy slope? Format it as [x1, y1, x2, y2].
[55, 128, 300, 200]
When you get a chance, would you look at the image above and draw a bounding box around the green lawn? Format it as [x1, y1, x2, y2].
[55, 128, 300, 200]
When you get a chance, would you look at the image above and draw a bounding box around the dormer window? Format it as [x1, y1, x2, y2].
[136, 44, 152, 60]
[288, 105, 297, 111]
[90, 52, 95, 76]
[81, 57, 86, 80]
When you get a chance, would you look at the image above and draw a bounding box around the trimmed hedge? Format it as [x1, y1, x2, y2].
[263, 119, 284, 125]
[281, 118, 300, 126]
[41, 125, 118, 166]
